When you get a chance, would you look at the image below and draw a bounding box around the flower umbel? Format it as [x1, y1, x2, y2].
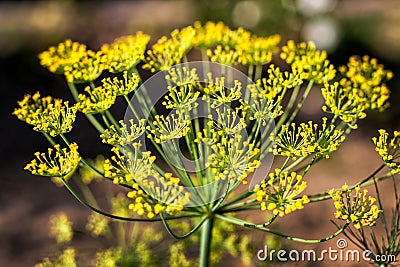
[329, 185, 381, 229]
[13, 92, 78, 136]
[77, 85, 117, 114]
[254, 169, 309, 217]
[373, 129, 400, 174]
[25, 143, 80, 178]
[49, 212, 73, 244]
[100, 119, 146, 146]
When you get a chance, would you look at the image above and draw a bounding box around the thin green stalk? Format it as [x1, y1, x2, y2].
[43, 133, 56, 146]
[105, 110, 120, 128]
[61, 177, 199, 222]
[66, 81, 105, 133]
[200, 215, 214, 267]
[215, 214, 348, 243]
[160, 213, 207, 239]
[275, 84, 301, 131]
[286, 80, 314, 125]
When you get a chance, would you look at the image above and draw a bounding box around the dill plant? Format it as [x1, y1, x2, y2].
[14, 21, 399, 266]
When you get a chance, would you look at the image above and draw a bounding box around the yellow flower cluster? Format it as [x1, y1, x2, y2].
[13, 92, 77, 137]
[254, 169, 309, 217]
[329, 185, 381, 229]
[163, 67, 200, 112]
[339, 55, 393, 111]
[143, 36, 188, 73]
[39, 39, 106, 83]
[373, 129, 400, 174]
[86, 212, 109, 237]
[203, 74, 242, 108]
[25, 143, 80, 177]
[103, 144, 188, 218]
[38, 39, 87, 74]
[322, 82, 367, 126]
[147, 113, 191, 144]
[94, 249, 121, 267]
[103, 144, 155, 185]
[77, 85, 117, 114]
[100, 119, 146, 146]
[192, 21, 228, 49]
[144, 21, 280, 71]
[35, 248, 77, 267]
[49, 212, 74, 244]
[271, 119, 345, 160]
[281, 41, 336, 83]
[207, 134, 260, 184]
[128, 172, 190, 218]
[101, 32, 150, 73]
[207, 107, 247, 136]
[236, 35, 281, 66]
[270, 123, 316, 160]
[101, 70, 140, 96]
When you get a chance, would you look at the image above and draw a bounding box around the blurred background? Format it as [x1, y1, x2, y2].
[1, 0, 400, 266]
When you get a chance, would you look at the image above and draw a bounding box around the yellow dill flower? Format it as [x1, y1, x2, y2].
[101, 70, 140, 96]
[163, 84, 200, 113]
[101, 32, 150, 73]
[322, 82, 366, 126]
[339, 55, 393, 111]
[35, 248, 77, 267]
[38, 39, 87, 74]
[207, 134, 260, 184]
[79, 155, 104, 184]
[270, 122, 317, 160]
[312, 118, 345, 158]
[77, 85, 116, 114]
[25, 143, 80, 177]
[170, 25, 196, 51]
[253, 169, 309, 217]
[94, 248, 122, 267]
[163, 67, 200, 112]
[13, 92, 77, 136]
[111, 193, 131, 217]
[202, 74, 242, 108]
[64, 50, 106, 83]
[165, 66, 199, 87]
[100, 119, 146, 146]
[127, 172, 190, 217]
[192, 21, 229, 49]
[223, 26, 252, 48]
[169, 243, 191, 267]
[329, 185, 381, 229]
[103, 143, 155, 185]
[147, 113, 191, 144]
[207, 107, 247, 136]
[265, 64, 305, 91]
[207, 45, 239, 66]
[236, 35, 281, 66]
[373, 129, 400, 174]
[281, 40, 336, 83]
[274, 119, 345, 160]
[143, 36, 186, 73]
[49, 212, 73, 243]
[86, 212, 109, 237]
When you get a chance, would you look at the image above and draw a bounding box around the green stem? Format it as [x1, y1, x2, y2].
[61, 177, 199, 222]
[66, 82, 105, 133]
[200, 215, 214, 267]
[161, 213, 207, 239]
[215, 214, 348, 243]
